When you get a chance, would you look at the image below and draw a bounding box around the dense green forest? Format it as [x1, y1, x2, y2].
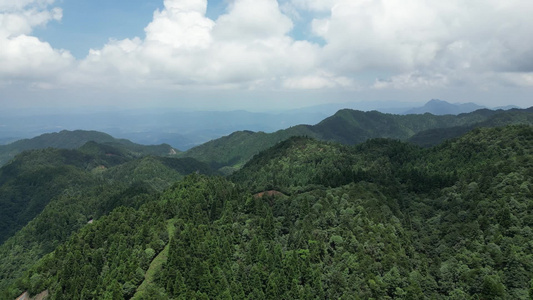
[0, 141, 215, 293]
[180, 107, 533, 174]
[1, 123, 531, 299]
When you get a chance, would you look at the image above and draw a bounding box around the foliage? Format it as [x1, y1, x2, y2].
[0, 143, 212, 292]
[2, 125, 531, 299]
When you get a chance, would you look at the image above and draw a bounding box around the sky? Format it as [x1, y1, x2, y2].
[1, 0, 533, 111]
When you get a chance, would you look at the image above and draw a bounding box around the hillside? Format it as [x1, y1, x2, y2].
[0, 130, 178, 166]
[0, 142, 214, 291]
[1, 125, 531, 299]
[178, 127, 316, 174]
[181, 107, 533, 173]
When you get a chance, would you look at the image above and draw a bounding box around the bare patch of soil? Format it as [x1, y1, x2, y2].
[253, 190, 286, 198]
[15, 290, 48, 300]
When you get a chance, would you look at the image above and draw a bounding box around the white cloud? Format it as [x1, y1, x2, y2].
[71, 0, 336, 89]
[0, 35, 72, 76]
[213, 0, 292, 41]
[0, 0, 55, 11]
[0, 0, 73, 84]
[494, 72, 533, 88]
[310, 0, 533, 88]
[0, 7, 62, 37]
[290, 0, 337, 12]
[2, 0, 533, 96]
[283, 72, 354, 89]
[145, 0, 214, 49]
[373, 72, 449, 90]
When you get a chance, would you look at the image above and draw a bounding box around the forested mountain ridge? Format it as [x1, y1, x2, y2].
[230, 123, 532, 194]
[403, 99, 484, 115]
[0, 142, 215, 291]
[181, 107, 533, 174]
[3, 124, 532, 299]
[0, 130, 178, 166]
[408, 107, 533, 147]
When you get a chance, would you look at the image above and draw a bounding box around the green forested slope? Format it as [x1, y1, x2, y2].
[0, 130, 178, 166]
[0, 143, 214, 292]
[181, 107, 533, 173]
[4, 125, 531, 299]
[0, 148, 113, 245]
[408, 107, 533, 147]
[177, 127, 316, 175]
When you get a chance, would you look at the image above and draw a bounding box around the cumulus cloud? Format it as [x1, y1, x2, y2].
[1, 35, 72, 76]
[213, 0, 292, 40]
[283, 71, 354, 89]
[72, 0, 340, 90]
[0, 0, 73, 84]
[75, 0, 533, 90]
[309, 0, 533, 88]
[2, 0, 533, 94]
[0, 0, 55, 12]
[289, 0, 337, 12]
[145, 0, 214, 49]
[373, 72, 449, 90]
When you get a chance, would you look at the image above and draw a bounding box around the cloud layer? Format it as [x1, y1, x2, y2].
[2, 0, 533, 94]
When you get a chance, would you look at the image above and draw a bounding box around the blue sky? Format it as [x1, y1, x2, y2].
[48, 1, 157, 57]
[34, 0, 206, 58]
[33, 0, 323, 59]
[1, 0, 533, 110]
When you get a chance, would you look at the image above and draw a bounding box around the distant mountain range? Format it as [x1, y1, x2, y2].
[1, 100, 520, 150]
[2, 106, 531, 172]
[402, 99, 523, 115]
[0, 109, 331, 151]
[403, 99, 484, 115]
[180, 106, 533, 173]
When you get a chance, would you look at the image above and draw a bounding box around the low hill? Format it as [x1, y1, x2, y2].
[178, 127, 316, 174]
[181, 107, 533, 173]
[0, 142, 213, 291]
[0, 130, 178, 166]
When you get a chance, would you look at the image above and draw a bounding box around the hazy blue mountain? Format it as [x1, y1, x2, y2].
[0, 102, 419, 151]
[0, 100, 523, 153]
[0, 137, 18, 145]
[0, 109, 328, 150]
[403, 99, 485, 115]
[494, 105, 521, 110]
[282, 100, 420, 115]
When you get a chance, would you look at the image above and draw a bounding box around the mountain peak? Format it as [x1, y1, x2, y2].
[427, 99, 446, 104]
[404, 99, 484, 115]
